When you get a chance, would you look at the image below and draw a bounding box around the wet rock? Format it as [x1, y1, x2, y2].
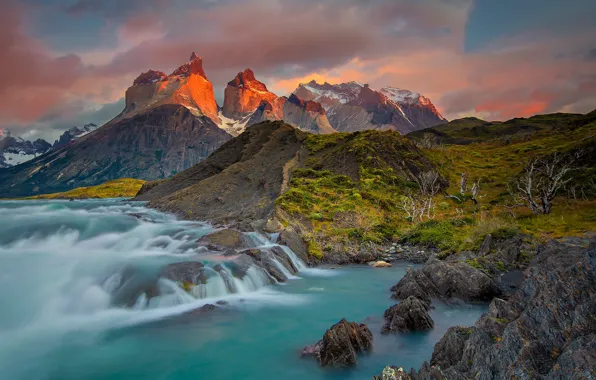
[372, 366, 410, 380]
[429, 326, 472, 369]
[382, 296, 434, 333]
[390, 258, 499, 303]
[225, 254, 257, 279]
[302, 318, 373, 367]
[241, 246, 297, 282]
[423, 258, 499, 302]
[390, 268, 440, 304]
[386, 236, 596, 379]
[370, 260, 392, 267]
[159, 261, 205, 284]
[105, 267, 160, 307]
[277, 227, 308, 263]
[197, 229, 248, 251]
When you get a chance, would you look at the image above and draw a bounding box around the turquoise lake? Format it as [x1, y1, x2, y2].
[0, 200, 487, 379]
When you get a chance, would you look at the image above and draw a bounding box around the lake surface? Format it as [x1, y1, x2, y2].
[0, 199, 487, 380]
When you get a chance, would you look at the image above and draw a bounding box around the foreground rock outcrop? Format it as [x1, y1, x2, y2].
[302, 318, 373, 367]
[390, 257, 500, 303]
[382, 296, 434, 333]
[374, 236, 596, 379]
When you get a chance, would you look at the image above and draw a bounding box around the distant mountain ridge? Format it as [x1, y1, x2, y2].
[0, 52, 446, 196]
[0, 124, 100, 168]
[293, 81, 447, 134]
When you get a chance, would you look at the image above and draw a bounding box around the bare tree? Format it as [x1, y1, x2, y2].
[460, 172, 469, 194]
[470, 179, 481, 205]
[399, 170, 442, 222]
[418, 133, 440, 149]
[513, 152, 582, 214]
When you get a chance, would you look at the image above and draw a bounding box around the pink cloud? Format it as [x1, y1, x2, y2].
[1, 0, 595, 137]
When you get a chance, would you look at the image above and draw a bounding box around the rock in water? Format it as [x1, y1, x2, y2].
[372, 366, 411, 380]
[197, 229, 248, 251]
[390, 258, 499, 303]
[371, 260, 392, 268]
[302, 318, 373, 367]
[382, 296, 434, 333]
[377, 237, 596, 379]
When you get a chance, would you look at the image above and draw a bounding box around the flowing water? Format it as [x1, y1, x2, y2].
[0, 199, 487, 380]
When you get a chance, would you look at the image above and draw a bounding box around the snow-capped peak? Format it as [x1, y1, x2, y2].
[298, 80, 363, 104]
[380, 87, 432, 106]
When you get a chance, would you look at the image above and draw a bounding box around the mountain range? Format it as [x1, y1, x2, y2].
[0, 52, 446, 197]
[0, 124, 99, 168]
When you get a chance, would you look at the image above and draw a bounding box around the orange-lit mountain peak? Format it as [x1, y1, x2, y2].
[222, 68, 278, 119]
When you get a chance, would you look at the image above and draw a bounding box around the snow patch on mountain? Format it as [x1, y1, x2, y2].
[217, 110, 253, 137]
[380, 87, 431, 106]
[299, 80, 363, 105]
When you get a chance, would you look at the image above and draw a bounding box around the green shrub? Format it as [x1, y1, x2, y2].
[403, 220, 457, 251]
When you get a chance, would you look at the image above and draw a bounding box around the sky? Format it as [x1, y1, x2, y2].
[1, 0, 595, 141]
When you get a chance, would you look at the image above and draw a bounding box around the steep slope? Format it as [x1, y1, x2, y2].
[0, 105, 231, 197]
[293, 81, 446, 133]
[135, 121, 441, 260]
[136, 121, 308, 229]
[0, 130, 51, 168]
[380, 86, 446, 129]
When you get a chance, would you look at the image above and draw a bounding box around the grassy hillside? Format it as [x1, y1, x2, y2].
[276, 130, 442, 259]
[278, 111, 596, 260]
[19, 178, 145, 200]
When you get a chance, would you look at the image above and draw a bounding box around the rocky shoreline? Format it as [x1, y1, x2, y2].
[372, 235, 596, 379]
[297, 233, 595, 380]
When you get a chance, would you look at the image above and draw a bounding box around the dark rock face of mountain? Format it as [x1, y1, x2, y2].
[0, 131, 51, 168]
[135, 121, 306, 230]
[0, 105, 231, 197]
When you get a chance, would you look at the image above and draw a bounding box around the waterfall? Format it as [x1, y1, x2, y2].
[107, 230, 309, 309]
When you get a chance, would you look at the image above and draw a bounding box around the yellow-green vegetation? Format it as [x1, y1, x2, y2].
[278, 111, 596, 259]
[19, 178, 145, 200]
[277, 130, 436, 257]
[420, 111, 596, 241]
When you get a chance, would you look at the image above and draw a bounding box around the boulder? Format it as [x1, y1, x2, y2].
[159, 261, 205, 284]
[277, 227, 309, 263]
[422, 258, 500, 302]
[390, 268, 440, 304]
[384, 236, 596, 379]
[197, 229, 248, 251]
[390, 258, 499, 303]
[371, 260, 392, 268]
[382, 296, 434, 333]
[302, 318, 373, 367]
